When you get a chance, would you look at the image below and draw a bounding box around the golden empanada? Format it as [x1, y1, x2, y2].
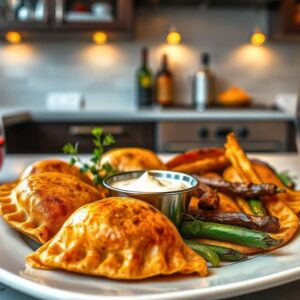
[27, 197, 208, 280]
[20, 159, 109, 199]
[20, 159, 92, 186]
[101, 148, 166, 172]
[0, 173, 100, 244]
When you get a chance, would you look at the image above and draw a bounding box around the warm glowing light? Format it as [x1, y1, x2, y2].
[250, 30, 266, 47]
[294, 4, 300, 24]
[1, 44, 36, 65]
[5, 31, 22, 44]
[227, 44, 278, 71]
[79, 44, 123, 68]
[155, 44, 194, 63]
[166, 30, 182, 45]
[92, 32, 108, 45]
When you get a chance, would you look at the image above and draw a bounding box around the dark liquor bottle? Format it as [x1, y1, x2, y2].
[155, 54, 173, 106]
[136, 47, 153, 107]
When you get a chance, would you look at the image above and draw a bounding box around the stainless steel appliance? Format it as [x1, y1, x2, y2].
[156, 121, 292, 153]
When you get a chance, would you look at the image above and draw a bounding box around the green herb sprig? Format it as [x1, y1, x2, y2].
[63, 127, 116, 186]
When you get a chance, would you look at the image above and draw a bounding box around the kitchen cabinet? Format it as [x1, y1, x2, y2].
[0, 0, 51, 31]
[269, 0, 300, 40]
[0, 0, 134, 39]
[54, 0, 133, 33]
[5, 122, 155, 153]
[4, 118, 297, 154]
[156, 121, 295, 153]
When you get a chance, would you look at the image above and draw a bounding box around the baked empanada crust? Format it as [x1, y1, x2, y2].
[101, 148, 166, 172]
[20, 159, 93, 185]
[27, 197, 207, 280]
[0, 173, 100, 244]
[20, 159, 109, 199]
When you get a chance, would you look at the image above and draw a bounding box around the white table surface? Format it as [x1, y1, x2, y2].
[0, 153, 300, 300]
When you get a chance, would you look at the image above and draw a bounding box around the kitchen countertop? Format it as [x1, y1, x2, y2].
[0, 107, 296, 126]
[1, 153, 300, 300]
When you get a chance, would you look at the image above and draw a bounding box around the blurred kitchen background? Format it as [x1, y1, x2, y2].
[0, 0, 299, 154]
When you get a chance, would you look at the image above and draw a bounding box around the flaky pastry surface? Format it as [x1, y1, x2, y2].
[27, 197, 207, 280]
[0, 173, 100, 244]
[20, 159, 93, 185]
[101, 148, 166, 172]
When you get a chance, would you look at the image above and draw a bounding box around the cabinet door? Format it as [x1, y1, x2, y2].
[270, 0, 300, 38]
[54, 0, 133, 32]
[5, 122, 155, 154]
[0, 0, 53, 31]
[281, 0, 300, 34]
[156, 121, 292, 153]
[0, 0, 133, 37]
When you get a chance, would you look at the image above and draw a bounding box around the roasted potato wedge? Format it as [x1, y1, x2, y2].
[166, 148, 229, 174]
[224, 133, 299, 246]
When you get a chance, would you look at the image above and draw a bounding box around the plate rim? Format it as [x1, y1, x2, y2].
[1, 154, 300, 300]
[1, 256, 300, 300]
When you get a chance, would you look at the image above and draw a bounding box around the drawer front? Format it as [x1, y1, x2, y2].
[6, 122, 154, 154]
[156, 121, 290, 153]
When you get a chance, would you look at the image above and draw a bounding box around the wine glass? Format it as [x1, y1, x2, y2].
[0, 117, 5, 172]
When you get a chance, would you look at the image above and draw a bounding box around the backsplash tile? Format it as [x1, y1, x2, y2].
[0, 7, 299, 109]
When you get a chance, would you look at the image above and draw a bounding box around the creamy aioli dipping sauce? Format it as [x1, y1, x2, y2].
[112, 171, 190, 192]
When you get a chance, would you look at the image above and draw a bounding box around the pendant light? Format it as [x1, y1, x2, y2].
[250, 27, 266, 46]
[92, 32, 108, 45]
[5, 31, 22, 44]
[250, 2, 266, 47]
[166, 25, 182, 45]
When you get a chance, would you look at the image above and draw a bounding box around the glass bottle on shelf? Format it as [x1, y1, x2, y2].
[136, 47, 153, 108]
[193, 52, 215, 109]
[155, 54, 173, 107]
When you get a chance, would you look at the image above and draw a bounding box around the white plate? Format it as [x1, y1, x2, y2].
[1, 154, 300, 300]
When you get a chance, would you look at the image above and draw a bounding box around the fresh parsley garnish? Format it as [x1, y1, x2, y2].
[63, 127, 116, 186]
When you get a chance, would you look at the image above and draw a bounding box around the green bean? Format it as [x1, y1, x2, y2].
[248, 199, 266, 216]
[180, 220, 281, 249]
[184, 239, 220, 267]
[199, 243, 248, 261]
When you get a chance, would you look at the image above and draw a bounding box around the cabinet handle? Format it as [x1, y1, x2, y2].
[69, 125, 126, 136]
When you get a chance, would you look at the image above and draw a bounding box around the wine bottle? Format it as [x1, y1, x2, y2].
[136, 47, 153, 107]
[155, 54, 173, 106]
[193, 52, 215, 108]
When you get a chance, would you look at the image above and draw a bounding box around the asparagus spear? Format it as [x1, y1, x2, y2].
[187, 210, 280, 233]
[276, 171, 296, 190]
[184, 239, 220, 267]
[248, 199, 266, 216]
[196, 175, 284, 198]
[186, 239, 247, 262]
[180, 220, 281, 249]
